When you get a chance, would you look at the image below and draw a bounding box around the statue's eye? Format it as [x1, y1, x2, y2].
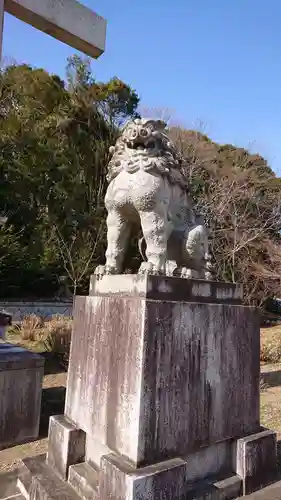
[140, 128, 148, 137]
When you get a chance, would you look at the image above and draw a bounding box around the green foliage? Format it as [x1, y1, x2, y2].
[169, 127, 281, 306]
[1, 56, 281, 307]
[0, 57, 139, 298]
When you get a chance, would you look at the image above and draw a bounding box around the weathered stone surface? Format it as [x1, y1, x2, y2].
[0, 469, 21, 499]
[0, 343, 44, 371]
[68, 462, 99, 500]
[13, 452, 242, 500]
[0, 344, 44, 450]
[7, 273, 278, 500]
[233, 428, 277, 495]
[89, 274, 243, 303]
[94, 119, 214, 281]
[99, 453, 242, 500]
[65, 279, 260, 467]
[17, 470, 31, 499]
[85, 434, 111, 469]
[99, 453, 190, 500]
[17, 454, 46, 498]
[182, 440, 233, 483]
[6, 0, 106, 58]
[30, 474, 80, 500]
[46, 415, 86, 479]
[240, 480, 281, 499]
[19, 456, 81, 500]
[18, 455, 81, 500]
[85, 434, 233, 482]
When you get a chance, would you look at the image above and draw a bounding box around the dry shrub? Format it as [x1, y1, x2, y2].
[19, 314, 44, 341]
[261, 326, 281, 363]
[43, 315, 72, 368]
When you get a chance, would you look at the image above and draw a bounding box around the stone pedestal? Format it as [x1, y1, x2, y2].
[0, 343, 44, 449]
[17, 276, 277, 500]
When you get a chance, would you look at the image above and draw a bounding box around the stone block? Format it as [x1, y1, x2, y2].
[0, 343, 44, 450]
[65, 275, 260, 467]
[30, 475, 80, 500]
[46, 415, 86, 479]
[89, 274, 243, 303]
[17, 455, 46, 498]
[99, 453, 242, 500]
[0, 469, 21, 499]
[18, 454, 81, 500]
[85, 434, 111, 469]
[233, 428, 277, 494]
[68, 462, 99, 500]
[6, 0, 106, 58]
[85, 435, 233, 484]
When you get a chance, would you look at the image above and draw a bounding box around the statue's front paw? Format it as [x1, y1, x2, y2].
[93, 264, 119, 279]
[180, 267, 199, 279]
[205, 271, 213, 281]
[138, 261, 166, 276]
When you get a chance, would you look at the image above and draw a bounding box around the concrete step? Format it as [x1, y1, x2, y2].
[17, 454, 46, 500]
[68, 462, 99, 500]
[0, 469, 22, 500]
[16, 455, 80, 500]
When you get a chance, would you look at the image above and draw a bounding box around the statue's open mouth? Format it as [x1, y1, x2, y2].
[127, 140, 156, 151]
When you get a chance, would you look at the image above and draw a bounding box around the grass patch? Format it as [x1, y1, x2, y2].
[261, 326, 281, 363]
[6, 314, 72, 367]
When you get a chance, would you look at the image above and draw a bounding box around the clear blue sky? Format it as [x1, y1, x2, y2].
[4, 0, 281, 173]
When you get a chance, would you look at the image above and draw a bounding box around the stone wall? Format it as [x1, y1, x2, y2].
[0, 301, 73, 321]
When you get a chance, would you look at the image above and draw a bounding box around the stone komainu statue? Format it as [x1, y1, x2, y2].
[95, 118, 213, 280]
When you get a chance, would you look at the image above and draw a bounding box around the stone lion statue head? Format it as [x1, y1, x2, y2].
[107, 118, 188, 189]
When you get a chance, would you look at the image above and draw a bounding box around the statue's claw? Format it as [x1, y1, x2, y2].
[138, 261, 166, 276]
[180, 267, 199, 279]
[93, 265, 120, 280]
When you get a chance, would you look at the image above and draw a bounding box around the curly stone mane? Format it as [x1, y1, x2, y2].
[107, 118, 188, 189]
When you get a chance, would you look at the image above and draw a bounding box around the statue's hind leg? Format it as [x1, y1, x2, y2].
[178, 224, 210, 280]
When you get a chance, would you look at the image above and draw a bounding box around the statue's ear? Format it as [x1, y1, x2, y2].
[155, 120, 167, 131]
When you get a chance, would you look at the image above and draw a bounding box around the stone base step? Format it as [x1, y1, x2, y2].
[0, 451, 250, 500]
[186, 473, 242, 500]
[238, 479, 281, 499]
[16, 455, 80, 500]
[17, 455, 46, 500]
[68, 462, 99, 500]
[15, 454, 242, 500]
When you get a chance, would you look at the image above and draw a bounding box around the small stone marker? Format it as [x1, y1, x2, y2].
[0, 309, 12, 340]
[0, 342, 44, 449]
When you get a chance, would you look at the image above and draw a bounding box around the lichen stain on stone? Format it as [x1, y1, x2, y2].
[157, 280, 173, 294]
[216, 287, 235, 300]
[192, 282, 211, 297]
